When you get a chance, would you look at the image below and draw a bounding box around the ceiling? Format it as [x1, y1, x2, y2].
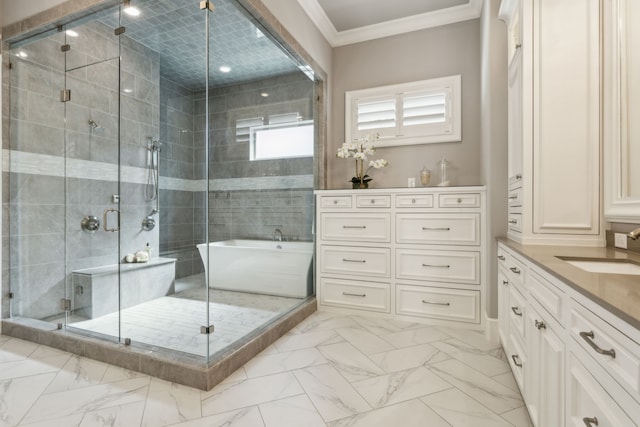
[298, 0, 483, 47]
[95, 0, 303, 91]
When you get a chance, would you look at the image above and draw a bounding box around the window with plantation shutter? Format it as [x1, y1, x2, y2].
[236, 117, 264, 143]
[345, 75, 461, 147]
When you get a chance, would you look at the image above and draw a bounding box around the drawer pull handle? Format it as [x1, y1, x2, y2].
[342, 258, 366, 263]
[422, 300, 450, 306]
[497, 255, 506, 261]
[535, 320, 546, 330]
[509, 267, 521, 274]
[511, 306, 522, 317]
[333, 200, 338, 204]
[508, 220, 518, 224]
[502, 280, 509, 286]
[511, 354, 522, 368]
[457, 198, 462, 203]
[422, 227, 450, 231]
[422, 264, 450, 268]
[412, 199, 416, 203]
[343, 292, 366, 298]
[583, 417, 598, 427]
[579, 331, 616, 359]
[371, 200, 375, 204]
[509, 195, 518, 200]
[516, 174, 522, 180]
[343, 225, 367, 229]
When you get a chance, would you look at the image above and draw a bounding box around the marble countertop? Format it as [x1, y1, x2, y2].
[498, 238, 640, 330]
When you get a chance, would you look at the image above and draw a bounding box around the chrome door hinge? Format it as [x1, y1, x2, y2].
[61, 44, 71, 52]
[115, 26, 126, 36]
[200, 1, 215, 11]
[8, 292, 14, 298]
[60, 298, 71, 311]
[200, 325, 215, 335]
[60, 89, 71, 102]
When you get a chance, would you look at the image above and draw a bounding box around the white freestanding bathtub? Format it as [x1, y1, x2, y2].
[196, 240, 313, 298]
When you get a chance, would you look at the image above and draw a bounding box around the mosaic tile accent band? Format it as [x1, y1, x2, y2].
[2, 149, 313, 191]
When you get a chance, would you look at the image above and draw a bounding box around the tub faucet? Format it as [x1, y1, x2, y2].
[628, 228, 640, 240]
[273, 228, 284, 242]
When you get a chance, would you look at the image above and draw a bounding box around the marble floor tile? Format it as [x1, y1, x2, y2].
[201, 372, 303, 416]
[140, 378, 202, 427]
[293, 364, 371, 422]
[0, 354, 69, 381]
[20, 377, 150, 425]
[421, 387, 514, 426]
[501, 406, 534, 427]
[369, 343, 450, 373]
[0, 311, 530, 427]
[258, 394, 326, 427]
[427, 359, 524, 414]
[317, 342, 385, 382]
[43, 355, 110, 394]
[168, 407, 265, 427]
[0, 372, 57, 427]
[243, 347, 327, 378]
[352, 366, 452, 408]
[327, 399, 451, 427]
[274, 329, 344, 353]
[380, 326, 452, 349]
[335, 327, 395, 355]
[431, 339, 511, 377]
[79, 400, 146, 427]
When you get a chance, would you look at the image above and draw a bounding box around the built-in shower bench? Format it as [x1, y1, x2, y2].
[72, 257, 176, 318]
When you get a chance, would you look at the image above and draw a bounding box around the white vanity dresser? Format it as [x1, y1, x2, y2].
[315, 186, 487, 328]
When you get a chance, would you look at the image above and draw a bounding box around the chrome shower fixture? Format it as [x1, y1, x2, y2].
[88, 119, 103, 130]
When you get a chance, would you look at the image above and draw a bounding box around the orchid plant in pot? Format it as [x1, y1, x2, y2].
[336, 132, 389, 189]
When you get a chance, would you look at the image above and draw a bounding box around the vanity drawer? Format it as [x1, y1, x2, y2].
[355, 194, 391, 208]
[505, 251, 527, 291]
[438, 193, 481, 208]
[396, 213, 480, 246]
[497, 244, 509, 268]
[396, 194, 434, 208]
[321, 213, 390, 243]
[396, 249, 480, 284]
[508, 187, 523, 207]
[320, 196, 352, 209]
[320, 245, 390, 278]
[570, 302, 640, 396]
[508, 212, 522, 233]
[529, 267, 564, 324]
[396, 284, 480, 323]
[508, 331, 526, 391]
[320, 278, 390, 313]
[509, 285, 527, 342]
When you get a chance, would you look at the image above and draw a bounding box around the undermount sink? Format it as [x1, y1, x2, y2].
[556, 256, 640, 275]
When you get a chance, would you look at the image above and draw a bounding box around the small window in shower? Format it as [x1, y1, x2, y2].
[250, 113, 313, 160]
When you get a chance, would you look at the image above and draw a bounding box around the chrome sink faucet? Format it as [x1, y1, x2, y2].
[628, 228, 640, 240]
[273, 228, 284, 242]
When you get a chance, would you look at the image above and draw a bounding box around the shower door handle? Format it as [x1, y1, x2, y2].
[103, 209, 120, 232]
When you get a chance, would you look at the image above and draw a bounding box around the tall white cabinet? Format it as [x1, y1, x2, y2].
[315, 187, 487, 327]
[499, 0, 604, 246]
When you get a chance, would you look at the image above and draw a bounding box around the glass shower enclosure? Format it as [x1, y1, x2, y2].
[4, 0, 317, 363]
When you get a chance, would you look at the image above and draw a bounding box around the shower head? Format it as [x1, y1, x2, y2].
[88, 119, 104, 133]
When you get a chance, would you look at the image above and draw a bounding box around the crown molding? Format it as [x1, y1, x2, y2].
[297, 0, 483, 47]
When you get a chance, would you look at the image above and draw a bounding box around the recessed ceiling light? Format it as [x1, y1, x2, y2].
[17, 51, 28, 58]
[260, 92, 269, 97]
[123, 88, 133, 93]
[123, 1, 141, 16]
[65, 29, 79, 37]
[219, 66, 231, 73]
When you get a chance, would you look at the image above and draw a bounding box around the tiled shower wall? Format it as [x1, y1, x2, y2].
[2, 22, 160, 319]
[160, 72, 315, 279]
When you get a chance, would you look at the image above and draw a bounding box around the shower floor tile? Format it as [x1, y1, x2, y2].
[0, 311, 531, 427]
[68, 274, 303, 358]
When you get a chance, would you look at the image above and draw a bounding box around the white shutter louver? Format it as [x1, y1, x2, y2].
[402, 93, 447, 127]
[236, 117, 264, 143]
[356, 99, 396, 131]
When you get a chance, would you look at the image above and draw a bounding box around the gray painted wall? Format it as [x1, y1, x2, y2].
[330, 20, 482, 189]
